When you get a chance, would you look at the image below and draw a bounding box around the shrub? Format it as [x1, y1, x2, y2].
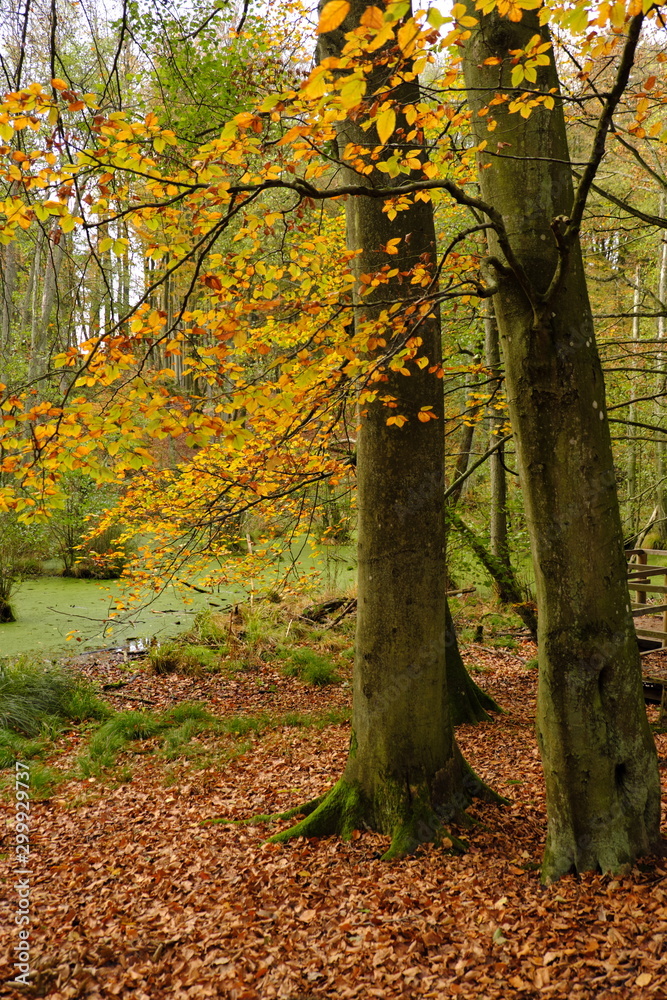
[149, 641, 221, 676]
[181, 609, 228, 646]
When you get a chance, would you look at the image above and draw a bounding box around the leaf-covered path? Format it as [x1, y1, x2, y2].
[3, 644, 667, 999]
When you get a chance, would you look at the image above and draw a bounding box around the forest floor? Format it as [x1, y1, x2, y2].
[2, 611, 667, 999]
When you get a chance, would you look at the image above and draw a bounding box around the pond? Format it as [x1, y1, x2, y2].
[0, 541, 357, 659]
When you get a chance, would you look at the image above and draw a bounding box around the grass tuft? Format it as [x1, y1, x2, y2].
[0, 659, 111, 739]
[281, 648, 341, 686]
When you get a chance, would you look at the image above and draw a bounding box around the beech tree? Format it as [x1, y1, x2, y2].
[462, 2, 661, 878]
[272, 0, 499, 856]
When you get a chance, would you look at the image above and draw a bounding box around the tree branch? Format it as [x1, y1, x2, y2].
[567, 12, 644, 241]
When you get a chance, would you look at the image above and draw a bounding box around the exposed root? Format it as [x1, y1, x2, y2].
[268, 756, 506, 857]
[460, 754, 508, 807]
[203, 795, 326, 829]
[269, 779, 363, 843]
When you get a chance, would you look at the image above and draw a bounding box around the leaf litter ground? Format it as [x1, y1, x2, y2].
[2, 633, 667, 999]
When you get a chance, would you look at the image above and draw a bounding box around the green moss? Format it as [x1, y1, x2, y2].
[269, 779, 364, 842]
[383, 803, 466, 860]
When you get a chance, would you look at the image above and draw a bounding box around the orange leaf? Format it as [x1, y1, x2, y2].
[360, 5, 384, 29]
[317, 0, 350, 33]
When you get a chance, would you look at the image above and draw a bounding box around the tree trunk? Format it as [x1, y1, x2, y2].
[273, 0, 498, 857]
[448, 508, 537, 642]
[463, 6, 660, 879]
[0, 242, 18, 357]
[20, 234, 39, 333]
[627, 269, 641, 515]
[29, 227, 64, 381]
[485, 305, 511, 575]
[654, 196, 667, 544]
[446, 597, 501, 725]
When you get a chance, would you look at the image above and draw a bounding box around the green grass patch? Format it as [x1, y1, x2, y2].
[0, 658, 111, 737]
[0, 728, 50, 767]
[180, 609, 229, 646]
[281, 648, 341, 686]
[27, 763, 64, 799]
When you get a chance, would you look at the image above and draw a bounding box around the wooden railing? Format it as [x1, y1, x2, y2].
[627, 549, 667, 653]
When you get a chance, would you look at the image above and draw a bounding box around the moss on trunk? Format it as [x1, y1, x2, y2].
[0, 599, 15, 623]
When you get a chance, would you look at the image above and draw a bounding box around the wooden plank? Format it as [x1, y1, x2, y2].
[627, 582, 667, 594]
[636, 627, 667, 640]
[628, 566, 667, 579]
[629, 548, 667, 555]
[632, 604, 667, 616]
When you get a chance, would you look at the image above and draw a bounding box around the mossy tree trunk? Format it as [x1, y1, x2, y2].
[0, 599, 15, 623]
[273, 0, 498, 857]
[463, 6, 661, 879]
[447, 508, 537, 642]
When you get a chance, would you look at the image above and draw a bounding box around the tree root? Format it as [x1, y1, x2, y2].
[268, 759, 507, 857]
[269, 779, 363, 843]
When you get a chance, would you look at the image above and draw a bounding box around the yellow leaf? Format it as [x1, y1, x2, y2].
[317, 0, 350, 33]
[380, 237, 401, 254]
[340, 75, 366, 109]
[427, 8, 445, 28]
[60, 215, 79, 233]
[376, 106, 396, 144]
[610, 0, 626, 29]
[566, 4, 589, 33]
[636, 974, 652, 988]
[397, 20, 419, 57]
[511, 64, 525, 86]
[51, 78, 67, 91]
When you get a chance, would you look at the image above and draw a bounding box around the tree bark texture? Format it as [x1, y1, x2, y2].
[463, 6, 660, 879]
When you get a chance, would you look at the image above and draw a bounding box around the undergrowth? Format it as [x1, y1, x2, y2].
[146, 600, 353, 682]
